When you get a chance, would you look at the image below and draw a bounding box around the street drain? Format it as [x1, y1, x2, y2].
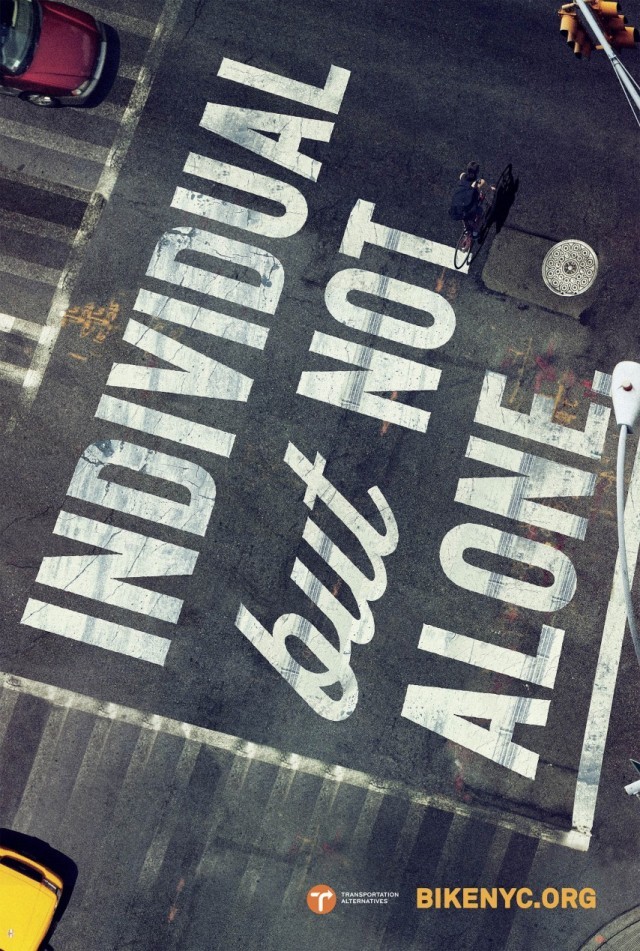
[542, 239, 598, 296]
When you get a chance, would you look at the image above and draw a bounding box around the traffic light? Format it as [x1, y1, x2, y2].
[590, 0, 639, 48]
[558, 0, 638, 56]
[559, 4, 594, 56]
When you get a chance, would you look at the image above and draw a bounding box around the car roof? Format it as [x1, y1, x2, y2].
[0, 860, 57, 951]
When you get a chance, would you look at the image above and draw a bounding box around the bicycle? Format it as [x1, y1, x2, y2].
[453, 164, 514, 270]
[454, 186, 493, 269]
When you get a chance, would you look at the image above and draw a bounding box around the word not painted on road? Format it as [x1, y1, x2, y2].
[21, 57, 613, 790]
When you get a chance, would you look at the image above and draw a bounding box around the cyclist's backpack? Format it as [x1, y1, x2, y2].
[449, 181, 477, 220]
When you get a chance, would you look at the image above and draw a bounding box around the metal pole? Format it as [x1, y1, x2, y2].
[575, 0, 640, 110]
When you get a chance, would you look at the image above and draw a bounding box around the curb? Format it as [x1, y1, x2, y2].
[580, 907, 640, 949]
[481, 226, 598, 320]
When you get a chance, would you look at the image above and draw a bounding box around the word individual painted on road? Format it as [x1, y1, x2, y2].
[20, 56, 613, 783]
[23, 58, 355, 666]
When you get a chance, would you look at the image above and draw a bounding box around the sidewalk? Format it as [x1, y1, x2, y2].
[481, 226, 598, 320]
[580, 906, 640, 949]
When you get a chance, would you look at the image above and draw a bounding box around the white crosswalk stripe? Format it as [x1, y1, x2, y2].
[0, 674, 548, 951]
[0, 118, 110, 163]
[0, 0, 168, 424]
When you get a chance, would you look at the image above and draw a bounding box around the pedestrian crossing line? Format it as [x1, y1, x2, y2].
[135, 740, 202, 894]
[153, 753, 261, 950]
[72, 0, 156, 38]
[408, 818, 468, 951]
[0, 689, 19, 750]
[90, 98, 127, 124]
[267, 777, 342, 951]
[478, 824, 514, 882]
[0, 253, 60, 286]
[221, 766, 298, 908]
[118, 61, 143, 82]
[12, 706, 69, 834]
[430, 812, 474, 882]
[0, 208, 76, 245]
[349, 787, 385, 856]
[191, 764, 300, 951]
[0, 313, 55, 344]
[8, 0, 190, 426]
[364, 801, 426, 951]
[387, 800, 425, 878]
[69, 729, 160, 933]
[0, 670, 590, 851]
[194, 755, 254, 880]
[0, 163, 92, 202]
[0, 360, 27, 384]
[53, 718, 113, 840]
[0, 119, 109, 164]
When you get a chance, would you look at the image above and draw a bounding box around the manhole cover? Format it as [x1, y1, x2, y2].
[542, 239, 598, 296]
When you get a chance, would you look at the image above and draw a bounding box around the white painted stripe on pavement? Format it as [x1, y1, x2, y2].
[12, 707, 69, 834]
[118, 62, 143, 82]
[223, 766, 297, 912]
[20, 600, 170, 665]
[0, 163, 91, 201]
[0, 208, 76, 245]
[0, 671, 591, 850]
[573, 429, 640, 835]
[0, 120, 108, 164]
[478, 824, 513, 883]
[135, 740, 201, 890]
[55, 718, 112, 837]
[10, 0, 189, 424]
[269, 776, 342, 950]
[0, 253, 60, 286]
[0, 313, 50, 341]
[71, 729, 158, 928]
[85, 99, 126, 124]
[0, 360, 26, 384]
[349, 787, 384, 854]
[194, 755, 255, 879]
[0, 689, 19, 748]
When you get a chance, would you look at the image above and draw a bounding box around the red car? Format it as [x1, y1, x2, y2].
[0, 0, 106, 106]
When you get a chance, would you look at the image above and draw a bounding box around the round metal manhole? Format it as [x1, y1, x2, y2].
[542, 239, 598, 296]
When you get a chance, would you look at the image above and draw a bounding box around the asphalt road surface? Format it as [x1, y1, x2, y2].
[2, 0, 640, 948]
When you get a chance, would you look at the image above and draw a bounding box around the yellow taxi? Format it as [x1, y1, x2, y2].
[0, 847, 62, 950]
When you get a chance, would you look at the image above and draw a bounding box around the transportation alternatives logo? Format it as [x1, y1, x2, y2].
[307, 884, 337, 914]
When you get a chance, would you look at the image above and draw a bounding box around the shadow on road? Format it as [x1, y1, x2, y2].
[477, 163, 520, 247]
[85, 23, 121, 108]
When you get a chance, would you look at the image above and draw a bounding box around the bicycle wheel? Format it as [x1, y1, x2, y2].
[454, 230, 474, 269]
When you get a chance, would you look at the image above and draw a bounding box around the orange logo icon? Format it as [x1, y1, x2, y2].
[307, 884, 337, 914]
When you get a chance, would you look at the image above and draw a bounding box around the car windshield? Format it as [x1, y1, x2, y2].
[0, 0, 36, 74]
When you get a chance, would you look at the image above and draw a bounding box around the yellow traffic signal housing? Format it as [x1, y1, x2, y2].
[588, 0, 639, 48]
[559, 7, 594, 56]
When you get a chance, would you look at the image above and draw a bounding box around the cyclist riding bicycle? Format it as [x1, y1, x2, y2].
[449, 162, 489, 238]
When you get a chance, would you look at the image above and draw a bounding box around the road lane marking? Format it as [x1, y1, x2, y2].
[12, 706, 69, 834]
[0, 120, 109, 164]
[194, 756, 254, 879]
[118, 62, 144, 82]
[0, 208, 76, 245]
[0, 689, 19, 749]
[0, 361, 27, 384]
[89, 100, 127, 124]
[135, 741, 201, 891]
[0, 252, 60, 285]
[0, 670, 590, 850]
[7, 0, 189, 428]
[0, 164, 92, 202]
[573, 372, 640, 835]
